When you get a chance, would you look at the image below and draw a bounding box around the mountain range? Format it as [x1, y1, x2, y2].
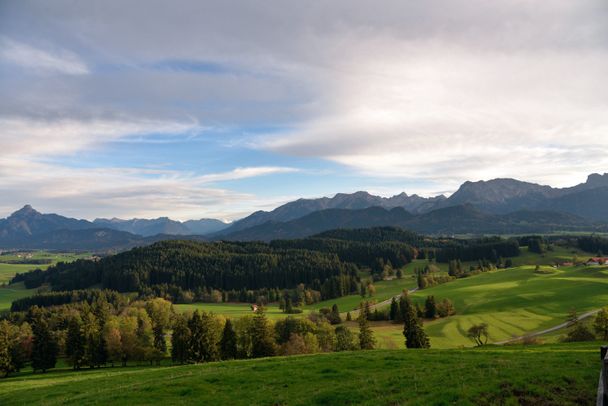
[1, 173, 607, 250]
[92, 217, 229, 237]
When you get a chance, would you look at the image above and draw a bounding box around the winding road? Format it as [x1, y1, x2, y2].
[494, 308, 601, 345]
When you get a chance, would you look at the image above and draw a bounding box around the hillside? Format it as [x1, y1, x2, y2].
[0, 343, 597, 405]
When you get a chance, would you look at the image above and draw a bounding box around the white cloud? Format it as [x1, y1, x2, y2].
[1, 0, 607, 219]
[0, 114, 301, 219]
[0, 38, 89, 75]
[0, 116, 201, 158]
[257, 40, 608, 189]
[195, 167, 299, 184]
[0, 158, 291, 221]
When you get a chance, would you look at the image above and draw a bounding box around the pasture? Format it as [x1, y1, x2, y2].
[0, 343, 598, 405]
[371, 264, 608, 348]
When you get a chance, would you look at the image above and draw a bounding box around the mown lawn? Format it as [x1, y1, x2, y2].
[0, 342, 599, 405]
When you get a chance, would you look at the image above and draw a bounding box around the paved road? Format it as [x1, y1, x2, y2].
[494, 308, 601, 345]
[344, 286, 419, 318]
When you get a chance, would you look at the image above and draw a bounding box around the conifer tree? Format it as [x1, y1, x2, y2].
[171, 315, 191, 364]
[220, 319, 238, 360]
[153, 325, 167, 355]
[403, 304, 430, 349]
[594, 308, 608, 340]
[424, 296, 438, 319]
[329, 304, 341, 325]
[335, 325, 356, 351]
[188, 311, 205, 362]
[65, 316, 85, 370]
[250, 309, 276, 358]
[389, 297, 399, 321]
[358, 312, 375, 350]
[30, 308, 58, 373]
[285, 297, 293, 314]
[199, 311, 220, 362]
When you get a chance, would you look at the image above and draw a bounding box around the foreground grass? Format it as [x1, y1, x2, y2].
[0, 342, 599, 405]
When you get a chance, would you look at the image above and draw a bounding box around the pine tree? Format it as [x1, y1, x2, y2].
[424, 296, 437, 319]
[250, 309, 276, 358]
[335, 325, 356, 351]
[220, 319, 238, 360]
[594, 308, 608, 340]
[171, 315, 191, 364]
[153, 325, 167, 354]
[403, 304, 430, 349]
[199, 311, 220, 362]
[188, 311, 205, 362]
[399, 294, 412, 320]
[358, 312, 375, 350]
[389, 297, 398, 321]
[65, 316, 85, 370]
[329, 304, 341, 325]
[285, 297, 293, 314]
[30, 309, 58, 373]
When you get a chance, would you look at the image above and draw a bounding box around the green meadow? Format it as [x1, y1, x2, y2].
[370, 263, 608, 348]
[0, 251, 91, 311]
[0, 343, 598, 405]
[174, 302, 293, 320]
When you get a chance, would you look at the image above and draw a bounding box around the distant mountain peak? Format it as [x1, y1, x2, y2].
[11, 204, 39, 217]
[586, 173, 608, 187]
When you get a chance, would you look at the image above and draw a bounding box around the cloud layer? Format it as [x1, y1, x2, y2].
[1, 0, 606, 219]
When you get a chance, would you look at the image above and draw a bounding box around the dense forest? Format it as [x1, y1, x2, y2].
[577, 236, 608, 255]
[11, 229, 524, 306]
[12, 240, 361, 303]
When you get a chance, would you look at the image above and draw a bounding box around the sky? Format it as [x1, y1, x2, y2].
[1, 0, 607, 221]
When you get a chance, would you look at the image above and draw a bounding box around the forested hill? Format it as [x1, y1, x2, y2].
[11, 231, 524, 307]
[12, 240, 363, 303]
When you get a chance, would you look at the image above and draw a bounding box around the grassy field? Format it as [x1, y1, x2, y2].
[174, 302, 296, 320]
[305, 260, 426, 313]
[0, 342, 598, 405]
[0, 282, 37, 312]
[0, 251, 91, 284]
[0, 251, 91, 312]
[367, 263, 608, 348]
[510, 245, 588, 267]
